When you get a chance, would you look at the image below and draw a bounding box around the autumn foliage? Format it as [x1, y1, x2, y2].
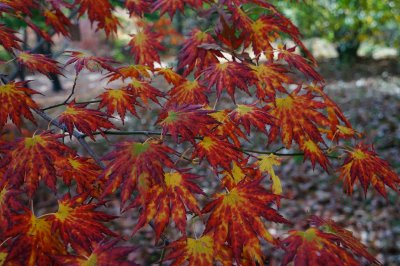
[0, 0, 398, 265]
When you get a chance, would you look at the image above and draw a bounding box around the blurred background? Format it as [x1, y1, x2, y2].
[0, 0, 399, 265]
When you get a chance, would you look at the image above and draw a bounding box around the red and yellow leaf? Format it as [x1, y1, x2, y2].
[267, 89, 329, 148]
[16, 52, 63, 76]
[97, 88, 140, 123]
[339, 143, 400, 197]
[6, 209, 66, 266]
[165, 234, 232, 266]
[257, 154, 283, 198]
[157, 104, 217, 143]
[152, 0, 202, 18]
[126, 78, 164, 105]
[229, 104, 274, 134]
[58, 101, 116, 140]
[0, 81, 39, 129]
[49, 194, 117, 252]
[55, 239, 136, 266]
[2, 132, 74, 196]
[202, 62, 253, 101]
[0, 24, 22, 52]
[209, 109, 247, 147]
[132, 171, 204, 239]
[249, 63, 292, 100]
[101, 140, 175, 205]
[125, 0, 151, 17]
[203, 179, 289, 263]
[178, 29, 222, 76]
[193, 134, 242, 171]
[128, 27, 165, 67]
[106, 65, 151, 82]
[65, 51, 117, 74]
[168, 79, 209, 105]
[155, 67, 184, 86]
[43, 8, 71, 37]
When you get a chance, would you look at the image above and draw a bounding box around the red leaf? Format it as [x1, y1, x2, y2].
[58, 101, 116, 140]
[168, 79, 209, 105]
[128, 27, 165, 67]
[0, 24, 22, 52]
[339, 143, 400, 197]
[65, 51, 117, 74]
[43, 8, 72, 37]
[16, 52, 63, 76]
[0, 81, 39, 129]
[229, 103, 274, 134]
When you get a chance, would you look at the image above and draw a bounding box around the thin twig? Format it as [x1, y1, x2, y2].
[42, 100, 101, 111]
[63, 73, 79, 104]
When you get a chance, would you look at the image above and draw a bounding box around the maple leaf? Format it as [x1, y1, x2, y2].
[126, 78, 164, 105]
[309, 215, 381, 265]
[106, 65, 151, 82]
[16, 52, 63, 76]
[278, 45, 323, 82]
[49, 194, 117, 252]
[165, 234, 232, 266]
[152, 0, 203, 18]
[0, 81, 39, 129]
[6, 209, 66, 266]
[24, 18, 53, 44]
[229, 104, 274, 134]
[168, 79, 209, 105]
[300, 138, 330, 171]
[338, 143, 400, 197]
[125, 0, 152, 17]
[1, 132, 74, 196]
[97, 88, 140, 123]
[0, 176, 22, 231]
[43, 8, 72, 37]
[54, 154, 102, 197]
[267, 89, 329, 149]
[249, 63, 292, 100]
[202, 62, 253, 101]
[209, 109, 247, 147]
[203, 179, 289, 263]
[65, 51, 117, 74]
[132, 171, 204, 239]
[58, 101, 116, 140]
[0, 24, 22, 52]
[98, 13, 120, 37]
[257, 154, 283, 199]
[155, 67, 184, 86]
[101, 140, 175, 205]
[55, 239, 137, 266]
[193, 134, 242, 171]
[221, 160, 262, 190]
[178, 29, 223, 76]
[76, 0, 118, 35]
[157, 104, 218, 143]
[128, 27, 165, 67]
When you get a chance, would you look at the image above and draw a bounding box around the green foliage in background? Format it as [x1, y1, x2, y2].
[275, 0, 400, 61]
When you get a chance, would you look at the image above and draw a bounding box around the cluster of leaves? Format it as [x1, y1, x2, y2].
[0, 0, 399, 265]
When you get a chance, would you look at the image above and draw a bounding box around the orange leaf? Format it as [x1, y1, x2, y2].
[157, 104, 218, 143]
[193, 134, 242, 171]
[131, 171, 204, 239]
[209, 109, 247, 147]
[229, 103, 274, 134]
[2, 132, 74, 196]
[202, 62, 253, 101]
[128, 27, 165, 67]
[6, 209, 66, 266]
[126, 78, 164, 105]
[58, 101, 116, 140]
[203, 179, 289, 263]
[165, 234, 232, 266]
[16, 52, 63, 76]
[101, 140, 175, 205]
[168, 79, 209, 105]
[267, 89, 329, 148]
[0, 81, 39, 129]
[155, 67, 184, 86]
[106, 65, 151, 82]
[339, 143, 400, 197]
[48, 194, 117, 252]
[97, 88, 140, 123]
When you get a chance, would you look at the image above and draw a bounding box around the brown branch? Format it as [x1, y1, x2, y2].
[42, 100, 101, 111]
